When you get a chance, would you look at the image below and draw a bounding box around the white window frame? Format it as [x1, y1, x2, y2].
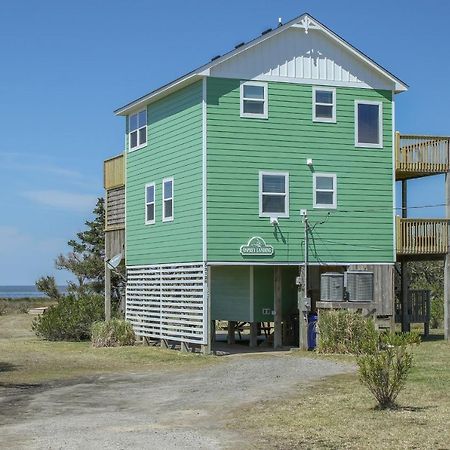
[162, 177, 174, 222]
[313, 173, 337, 209]
[259, 171, 289, 218]
[145, 182, 155, 225]
[312, 86, 336, 123]
[354, 100, 383, 148]
[128, 108, 147, 152]
[240, 81, 268, 119]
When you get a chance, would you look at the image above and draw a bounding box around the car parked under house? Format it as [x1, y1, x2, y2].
[104, 13, 450, 352]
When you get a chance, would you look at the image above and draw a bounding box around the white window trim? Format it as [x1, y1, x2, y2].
[240, 81, 268, 119]
[128, 108, 147, 152]
[162, 177, 174, 222]
[354, 100, 383, 148]
[312, 86, 336, 123]
[145, 182, 155, 225]
[313, 173, 337, 209]
[259, 171, 289, 218]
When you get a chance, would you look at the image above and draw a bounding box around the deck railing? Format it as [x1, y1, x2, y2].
[395, 132, 450, 179]
[396, 216, 449, 255]
[104, 153, 125, 189]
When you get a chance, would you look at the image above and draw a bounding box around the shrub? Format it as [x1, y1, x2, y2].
[357, 332, 419, 409]
[91, 319, 136, 348]
[32, 294, 104, 341]
[0, 302, 7, 316]
[317, 310, 378, 354]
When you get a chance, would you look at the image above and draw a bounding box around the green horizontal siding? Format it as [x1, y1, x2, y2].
[206, 77, 394, 263]
[126, 81, 203, 265]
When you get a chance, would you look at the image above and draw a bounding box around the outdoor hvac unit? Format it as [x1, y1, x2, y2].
[320, 272, 344, 302]
[345, 271, 374, 302]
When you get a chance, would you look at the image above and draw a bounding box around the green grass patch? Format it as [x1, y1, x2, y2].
[231, 334, 450, 449]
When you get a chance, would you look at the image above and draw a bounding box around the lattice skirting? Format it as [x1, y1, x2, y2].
[126, 263, 207, 344]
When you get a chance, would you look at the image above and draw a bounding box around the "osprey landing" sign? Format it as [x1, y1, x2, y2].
[240, 236, 274, 256]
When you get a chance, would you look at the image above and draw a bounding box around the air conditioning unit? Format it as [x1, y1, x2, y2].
[345, 271, 373, 302]
[320, 272, 344, 302]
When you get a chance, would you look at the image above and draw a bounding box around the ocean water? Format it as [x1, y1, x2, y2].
[0, 285, 68, 299]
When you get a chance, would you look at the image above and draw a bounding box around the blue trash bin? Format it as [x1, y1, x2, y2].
[307, 313, 318, 350]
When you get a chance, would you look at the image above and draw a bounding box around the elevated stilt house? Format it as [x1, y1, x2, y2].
[104, 13, 450, 351]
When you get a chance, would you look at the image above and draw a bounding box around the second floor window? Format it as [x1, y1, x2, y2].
[162, 177, 174, 222]
[240, 81, 268, 119]
[313, 87, 336, 122]
[355, 100, 383, 148]
[259, 171, 289, 218]
[129, 109, 147, 150]
[313, 173, 337, 209]
[145, 182, 155, 224]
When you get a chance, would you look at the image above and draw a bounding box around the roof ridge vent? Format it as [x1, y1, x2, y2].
[234, 42, 245, 49]
[210, 55, 221, 61]
[261, 28, 272, 36]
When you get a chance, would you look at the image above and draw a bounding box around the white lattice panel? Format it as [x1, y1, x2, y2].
[126, 263, 206, 344]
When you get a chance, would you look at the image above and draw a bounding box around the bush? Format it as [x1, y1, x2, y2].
[32, 294, 104, 341]
[91, 319, 136, 347]
[317, 310, 378, 354]
[357, 332, 420, 409]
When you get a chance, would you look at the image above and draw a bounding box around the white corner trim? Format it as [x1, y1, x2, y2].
[354, 100, 383, 149]
[202, 77, 208, 262]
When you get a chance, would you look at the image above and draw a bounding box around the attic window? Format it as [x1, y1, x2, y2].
[313, 87, 336, 123]
[129, 109, 147, 151]
[240, 81, 268, 119]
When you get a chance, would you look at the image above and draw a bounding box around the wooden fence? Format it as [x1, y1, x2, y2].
[104, 153, 125, 189]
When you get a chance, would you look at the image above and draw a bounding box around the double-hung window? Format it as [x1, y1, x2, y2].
[313, 87, 336, 122]
[355, 100, 383, 148]
[162, 177, 174, 222]
[145, 182, 155, 224]
[313, 173, 337, 209]
[259, 171, 289, 218]
[240, 81, 268, 118]
[129, 109, 147, 151]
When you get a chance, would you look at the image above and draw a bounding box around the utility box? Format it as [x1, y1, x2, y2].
[320, 272, 344, 302]
[345, 271, 373, 302]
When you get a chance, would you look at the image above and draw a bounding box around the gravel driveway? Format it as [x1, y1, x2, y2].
[0, 352, 352, 449]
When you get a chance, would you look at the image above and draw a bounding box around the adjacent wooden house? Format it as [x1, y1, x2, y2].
[104, 13, 450, 351]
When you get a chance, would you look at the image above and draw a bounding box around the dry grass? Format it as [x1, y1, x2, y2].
[0, 313, 216, 385]
[232, 336, 450, 449]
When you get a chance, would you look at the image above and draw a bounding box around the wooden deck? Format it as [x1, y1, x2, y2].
[396, 217, 449, 256]
[395, 132, 450, 180]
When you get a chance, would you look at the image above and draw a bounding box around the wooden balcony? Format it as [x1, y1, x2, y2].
[104, 153, 125, 189]
[395, 132, 450, 180]
[104, 153, 125, 231]
[396, 217, 449, 256]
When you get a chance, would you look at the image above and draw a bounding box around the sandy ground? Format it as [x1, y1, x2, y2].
[0, 352, 352, 449]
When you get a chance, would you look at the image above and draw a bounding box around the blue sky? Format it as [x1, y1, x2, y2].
[0, 0, 449, 285]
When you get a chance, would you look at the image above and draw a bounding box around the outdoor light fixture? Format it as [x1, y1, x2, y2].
[306, 158, 313, 166]
[270, 216, 279, 226]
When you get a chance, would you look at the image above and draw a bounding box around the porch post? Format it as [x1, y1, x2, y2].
[273, 266, 282, 349]
[445, 173, 450, 340]
[401, 180, 410, 332]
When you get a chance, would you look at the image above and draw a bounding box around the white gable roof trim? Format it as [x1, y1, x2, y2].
[115, 13, 408, 116]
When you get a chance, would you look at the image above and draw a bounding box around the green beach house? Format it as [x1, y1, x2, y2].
[104, 13, 450, 350]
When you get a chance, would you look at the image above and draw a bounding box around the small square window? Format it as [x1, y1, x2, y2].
[241, 82, 268, 119]
[259, 172, 289, 218]
[129, 109, 147, 151]
[313, 87, 336, 123]
[313, 173, 337, 209]
[355, 101, 383, 148]
[162, 177, 174, 222]
[145, 182, 155, 224]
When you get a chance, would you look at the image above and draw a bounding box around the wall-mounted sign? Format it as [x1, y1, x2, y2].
[240, 236, 274, 256]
